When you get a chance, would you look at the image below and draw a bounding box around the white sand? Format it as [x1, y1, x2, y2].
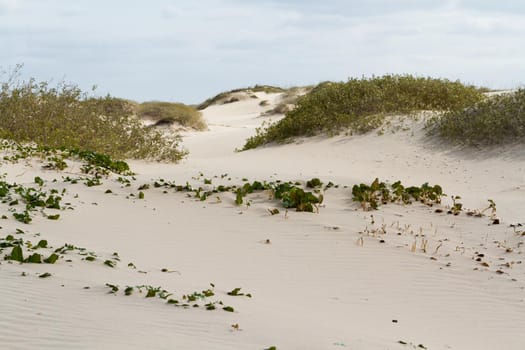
[1, 93, 524, 350]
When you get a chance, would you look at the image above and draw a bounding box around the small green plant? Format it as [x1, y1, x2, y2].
[352, 179, 444, 211]
[13, 211, 32, 224]
[106, 283, 119, 294]
[44, 253, 59, 264]
[449, 195, 463, 215]
[484, 199, 497, 219]
[104, 260, 116, 268]
[268, 208, 280, 215]
[227, 287, 252, 297]
[306, 178, 322, 188]
[7, 245, 24, 262]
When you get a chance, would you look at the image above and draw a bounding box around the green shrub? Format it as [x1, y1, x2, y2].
[242, 75, 484, 149]
[0, 68, 187, 161]
[427, 89, 525, 145]
[137, 101, 206, 130]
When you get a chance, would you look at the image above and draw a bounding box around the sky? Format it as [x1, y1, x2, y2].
[1, 0, 524, 104]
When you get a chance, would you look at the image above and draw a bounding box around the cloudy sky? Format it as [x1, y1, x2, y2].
[1, 0, 524, 103]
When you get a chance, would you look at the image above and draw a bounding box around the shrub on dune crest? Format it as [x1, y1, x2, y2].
[242, 75, 485, 149]
[427, 89, 525, 145]
[0, 68, 187, 161]
[197, 85, 286, 110]
[137, 101, 206, 130]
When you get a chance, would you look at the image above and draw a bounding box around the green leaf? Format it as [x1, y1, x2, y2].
[34, 176, 44, 187]
[26, 253, 42, 263]
[9, 245, 23, 262]
[227, 287, 243, 296]
[105, 283, 119, 293]
[13, 211, 32, 224]
[39, 272, 52, 278]
[104, 260, 115, 268]
[222, 306, 234, 312]
[235, 189, 243, 205]
[36, 239, 48, 248]
[44, 253, 59, 264]
[47, 214, 60, 220]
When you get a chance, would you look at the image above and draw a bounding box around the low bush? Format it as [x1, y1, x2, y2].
[242, 75, 484, 149]
[0, 67, 186, 161]
[427, 89, 525, 145]
[137, 101, 206, 130]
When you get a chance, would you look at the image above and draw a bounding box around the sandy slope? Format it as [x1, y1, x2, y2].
[1, 92, 524, 350]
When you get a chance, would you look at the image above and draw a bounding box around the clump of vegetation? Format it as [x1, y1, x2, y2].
[243, 75, 485, 149]
[0, 176, 64, 224]
[105, 282, 238, 312]
[352, 178, 444, 211]
[0, 66, 186, 161]
[427, 89, 525, 145]
[1, 234, 60, 264]
[137, 101, 206, 130]
[151, 176, 324, 213]
[272, 183, 323, 212]
[232, 180, 323, 213]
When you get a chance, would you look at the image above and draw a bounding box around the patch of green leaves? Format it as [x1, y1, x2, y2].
[352, 178, 444, 211]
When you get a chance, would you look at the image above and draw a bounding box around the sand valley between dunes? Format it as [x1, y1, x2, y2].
[1, 92, 524, 350]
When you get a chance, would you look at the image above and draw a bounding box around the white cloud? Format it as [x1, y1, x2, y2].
[1, 0, 524, 102]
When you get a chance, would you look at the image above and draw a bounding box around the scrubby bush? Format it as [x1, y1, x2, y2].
[427, 89, 525, 145]
[242, 75, 485, 149]
[0, 68, 187, 161]
[137, 101, 206, 130]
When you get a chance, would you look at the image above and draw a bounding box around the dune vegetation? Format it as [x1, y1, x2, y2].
[0, 68, 187, 162]
[427, 89, 525, 145]
[137, 101, 206, 130]
[197, 85, 286, 110]
[242, 75, 486, 150]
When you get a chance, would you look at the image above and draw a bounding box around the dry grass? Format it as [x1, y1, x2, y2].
[137, 101, 206, 130]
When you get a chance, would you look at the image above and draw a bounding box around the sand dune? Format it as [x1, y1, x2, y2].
[1, 92, 524, 350]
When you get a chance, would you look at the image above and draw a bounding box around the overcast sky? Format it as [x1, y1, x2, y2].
[1, 0, 524, 104]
